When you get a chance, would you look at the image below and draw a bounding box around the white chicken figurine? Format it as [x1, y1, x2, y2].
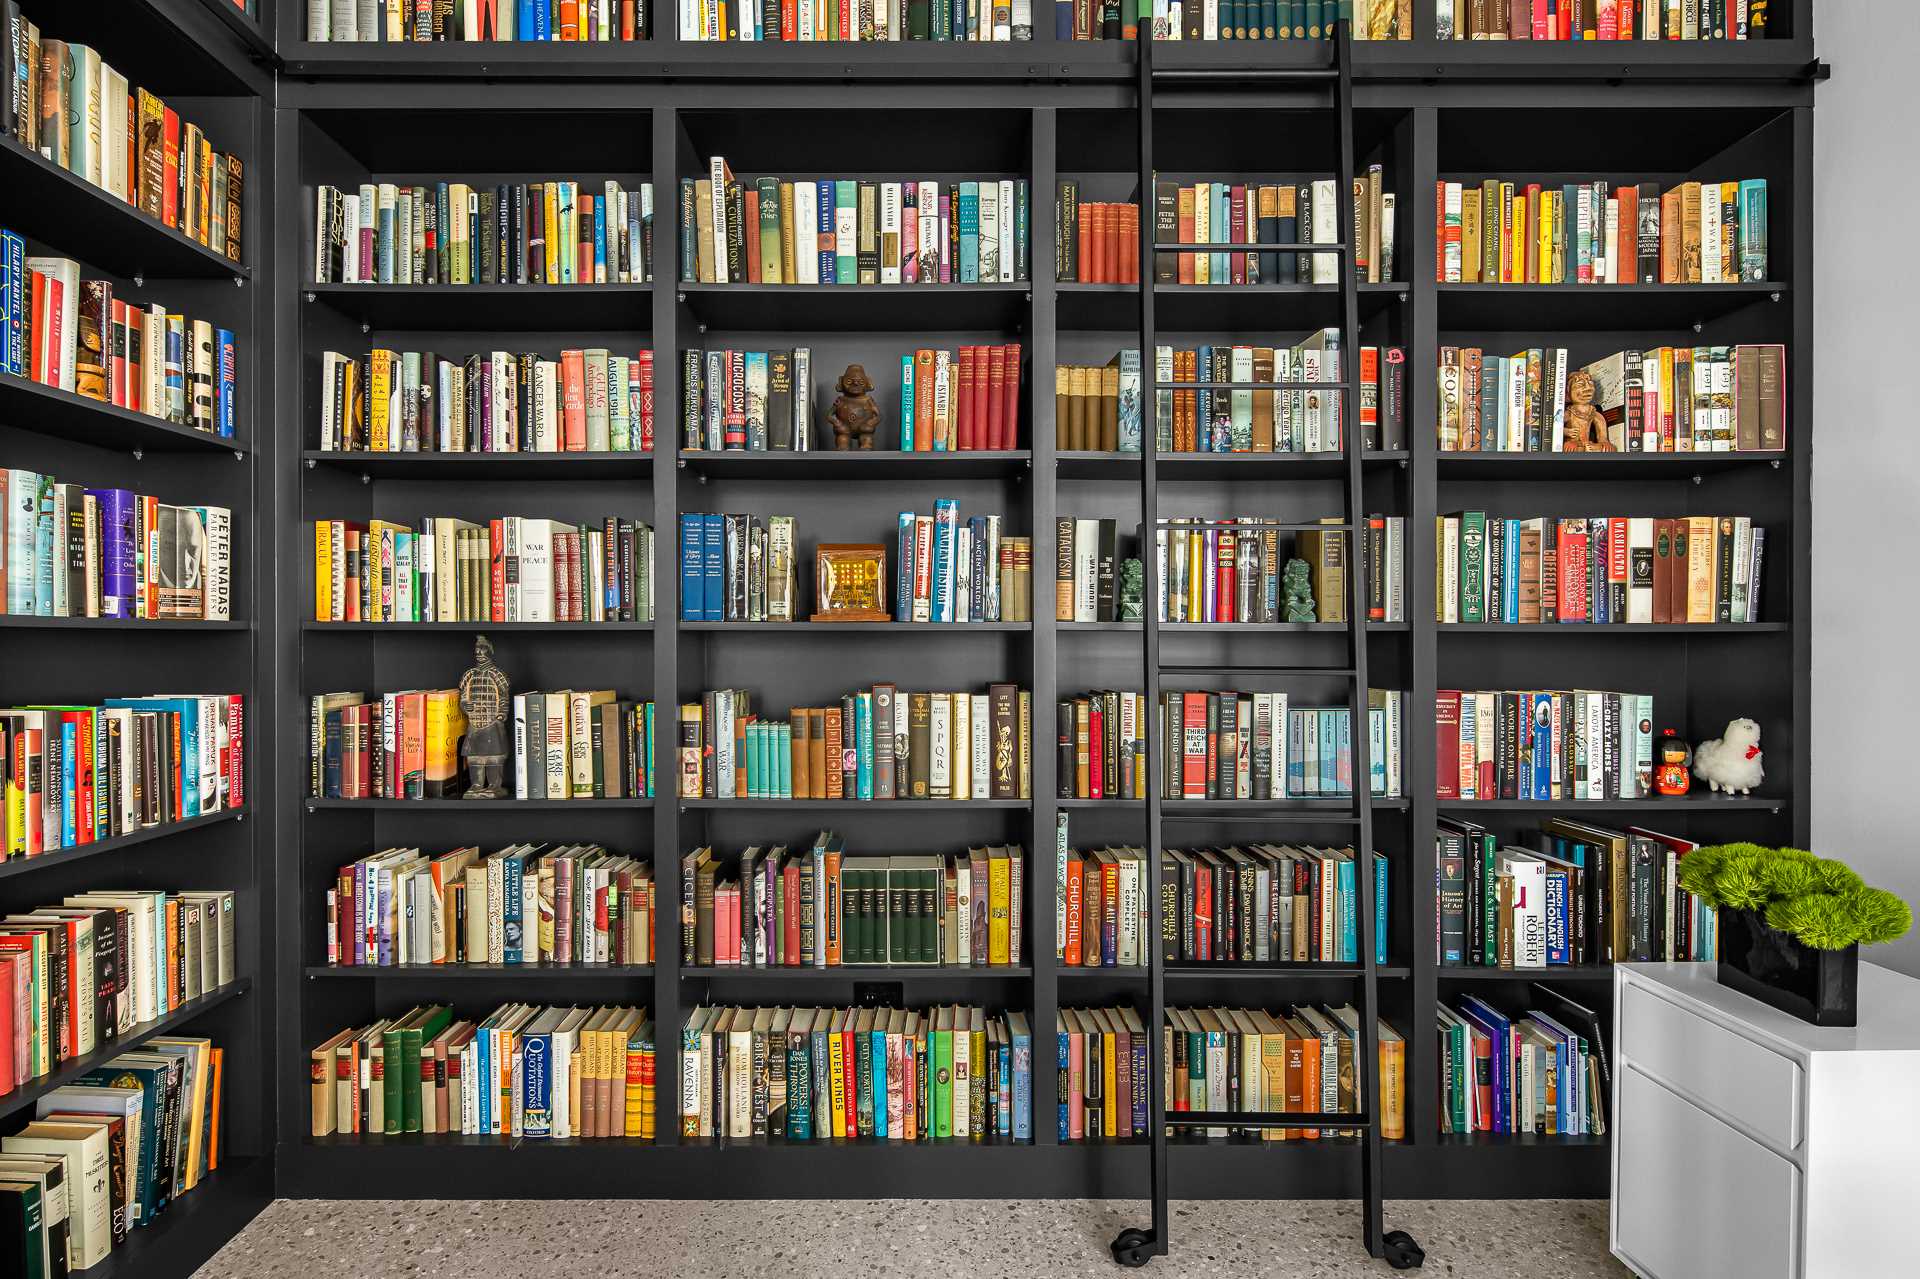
[1695, 718, 1764, 795]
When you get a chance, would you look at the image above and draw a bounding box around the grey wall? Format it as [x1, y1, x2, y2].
[1813, 4, 1920, 977]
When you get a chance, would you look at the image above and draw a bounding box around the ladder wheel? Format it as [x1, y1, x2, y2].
[1381, 1230, 1425, 1270]
[1110, 1228, 1157, 1267]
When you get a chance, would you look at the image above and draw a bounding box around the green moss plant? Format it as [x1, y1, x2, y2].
[1679, 844, 1911, 951]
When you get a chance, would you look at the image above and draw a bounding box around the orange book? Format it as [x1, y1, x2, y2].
[743, 187, 761, 283]
[560, 0, 581, 38]
[1177, 186, 1196, 285]
[1076, 202, 1094, 283]
[1660, 187, 1683, 283]
[207, 1047, 224, 1169]
[399, 691, 427, 798]
[1063, 851, 1083, 965]
[807, 708, 828, 798]
[823, 707, 844, 799]
[1295, 1023, 1321, 1140]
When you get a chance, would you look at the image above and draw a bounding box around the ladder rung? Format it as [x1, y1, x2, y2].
[1167, 1111, 1372, 1130]
[1159, 809, 1365, 824]
[1151, 241, 1348, 253]
[1160, 665, 1358, 677]
[1152, 68, 1342, 84]
[1162, 381, 1351, 392]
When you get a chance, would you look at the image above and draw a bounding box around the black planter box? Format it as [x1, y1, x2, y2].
[1717, 907, 1859, 1027]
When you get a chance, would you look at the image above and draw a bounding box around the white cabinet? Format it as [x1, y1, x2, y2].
[1612, 963, 1920, 1279]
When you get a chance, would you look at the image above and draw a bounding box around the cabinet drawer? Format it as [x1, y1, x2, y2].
[1620, 978, 1802, 1152]
[1615, 1064, 1800, 1279]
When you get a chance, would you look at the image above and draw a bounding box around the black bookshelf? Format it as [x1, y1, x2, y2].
[246, 0, 1820, 1256]
[0, 2, 273, 1275]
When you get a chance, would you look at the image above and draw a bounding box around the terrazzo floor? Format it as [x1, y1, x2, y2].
[197, 1197, 1630, 1277]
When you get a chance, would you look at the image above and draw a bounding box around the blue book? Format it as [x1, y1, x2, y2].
[899, 355, 915, 449]
[1285, 710, 1305, 796]
[1531, 692, 1553, 800]
[702, 513, 725, 621]
[967, 516, 987, 622]
[517, 0, 535, 37]
[894, 512, 915, 622]
[1502, 520, 1520, 623]
[777, 722, 791, 798]
[930, 500, 958, 621]
[1055, 1025, 1071, 1141]
[107, 697, 201, 817]
[818, 183, 837, 283]
[870, 1026, 887, 1137]
[477, 1026, 492, 1135]
[787, 1039, 812, 1140]
[1368, 706, 1386, 796]
[1, 229, 23, 376]
[59, 720, 76, 847]
[834, 182, 857, 284]
[1374, 852, 1389, 964]
[594, 196, 607, 281]
[1130, 1031, 1148, 1136]
[1013, 180, 1029, 283]
[1456, 996, 1512, 1133]
[809, 1027, 830, 1139]
[521, 1031, 552, 1137]
[1337, 853, 1357, 962]
[1194, 345, 1212, 451]
[215, 330, 236, 438]
[1055, 0, 1073, 38]
[533, 0, 551, 39]
[1010, 1013, 1031, 1141]
[958, 182, 979, 283]
[1739, 179, 1768, 281]
[855, 693, 874, 800]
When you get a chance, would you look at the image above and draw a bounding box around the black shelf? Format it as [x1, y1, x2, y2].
[1054, 620, 1400, 633]
[1055, 450, 1410, 480]
[302, 449, 655, 480]
[1057, 280, 1405, 333]
[0, 808, 248, 884]
[1436, 450, 1787, 480]
[0, 137, 249, 281]
[304, 282, 652, 331]
[1437, 966, 1617, 983]
[1438, 794, 1784, 813]
[679, 620, 1030, 632]
[1435, 281, 1788, 330]
[676, 281, 1029, 332]
[1439, 622, 1789, 634]
[302, 621, 653, 632]
[677, 798, 1030, 810]
[0, 373, 248, 455]
[682, 965, 1033, 980]
[306, 964, 655, 980]
[305, 797, 654, 811]
[0, 979, 250, 1122]
[0, 616, 250, 630]
[679, 449, 1032, 480]
[1055, 796, 1410, 810]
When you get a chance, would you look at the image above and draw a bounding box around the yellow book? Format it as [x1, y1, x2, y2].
[987, 846, 1012, 966]
[828, 1015, 847, 1138]
[1512, 194, 1529, 283]
[1460, 189, 1481, 285]
[423, 690, 467, 799]
[1538, 192, 1554, 285]
[1101, 1017, 1118, 1138]
[1721, 181, 1739, 281]
[1255, 1011, 1290, 1142]
[315, 520, 333, 621]
[1191, 186, 1210, 285]
[545, 183, 561, 284]
[1685, 515, 1716, 622]
[368, 349, 395, 452]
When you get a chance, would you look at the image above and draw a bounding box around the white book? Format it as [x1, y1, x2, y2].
[977, 182, 999, 283]
[1731, 516, 1753, 623]
[998, 179, 1015, 280]
[918, 181, 940, 282]
[950, 692, 970, 800]
[544, 695, 569, 800]
[1626, 516, 1655, 623]
[1072, 518, 1099, 622]
[517, 519, 554, 622]
[929, 695, 952, 796]
[794, 182, 819, 284]
[100, 64, 129, 203]
[1701, 187, 1722, 284]
[1499, 850, 1548, 968]
[708, 157, 731, 284]
[880, 182, 902, 284]
[512, 694, 530, 799]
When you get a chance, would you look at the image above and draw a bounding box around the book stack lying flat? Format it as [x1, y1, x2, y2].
[1437, 512, 1765, 625]
[1438, 989, 1605, 1139]
[682, 162, 1028, 286]
[1436, 177, 1766, 284]
[685, 838, 1024, 969]
[1085, 1005, 1404, 1142]
[2, 26, 244, 259]
[326, 844, 653, 968]
[0, 240, 239, 435]
[308, 690, 658, 801]
[679, 685, 1031, 801]
[5, 1034, 224, 1271]
[1435, 689, 1654, 801]
[317, 347, 655, 454]
[2, 471, 233, 621]
[1437, 343, 1784, 453]
[1436, 817, 1717, 969]
[310, 1006, 656, 1141]
[2, 695, 245, 858]
[681, 1004, 1032, 1143]
[313, 516, 655, 623]
[312, 180, 653, 285]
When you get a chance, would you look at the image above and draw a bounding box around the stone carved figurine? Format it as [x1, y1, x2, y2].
[457, 634, 511, 798]
[1283, 559, 1317, 624]
[828, 364, 882, 451]
[1560, 369, 1616, 452]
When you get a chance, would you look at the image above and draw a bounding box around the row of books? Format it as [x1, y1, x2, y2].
[1437, 512, 1766, 626]
[1437, 816, 1716, 970]
[1441, 0, 1779, 40]
[687, 841, 1025, 968]
[681, 0, 1032, 38]
[1056, 176, 1392, 286]
[1163, 844, 1388, 966]
[682, 1004, 1033, 1142]
[1, 246, 238, 440]
[309, 1005, 657, 1141]
[677, 513, 797, 622]
[3, 21, 243, 261]
[312, 516, 657, 624]
[309, 690, 659, 801]
[1435, 689, 1654, 802]
[1436, 177, 1767, 285]
[1437, 989, 1604, 1139]
[312, 180, 655, 285]
[3, 472, 232, 621]
[1057, 688, 1408, 800]
[896, 345, 1024, 452]
[327, 844, 654, 969]
[3, 695, 244, 858]
[678, 685, 1032, 801]
[4, 1033, 224, 1272]
[895, 503, 1023, 622]
[306, 0, 650, 39]
[0, 888, 233, 1092]
[1163, 1004, 1404, 1141]
[1436, 343, 1786, 454]
[683, 162, 1030, 286]
[1155, 515, 1396, 624]
[1068, 0, 1413, 41]
[316, 347, 657, 454]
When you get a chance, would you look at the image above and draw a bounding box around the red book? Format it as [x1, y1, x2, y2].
[1192, 863, 1212, 961]
[971, 345, 990, 448]
[1435, 690, 1462, 800]
[489, 520, 506, 622]
[984, 345, 1006, 452]
[636, 349, 655, 451]
[1076, 202, 1093, 283]
[1557, 523, 1589, 621]
[780, 858, 802, 964]
[1104, 204, 1121, 284]
[782, 0, 798, 39]
[1531, 0, 1549, 39]
[1369, 516, 1387, 620]
[954, 346, 975, 450]
[1000, 342, 1021, 449]
[162, 109, 181, 229]
[1063, 852, 1083, 965]
[1087, 702, 1104, 800]
[743, 187, 761, 283]
[1119, 202, 1139, 285]
[561, 348, 588, 451]
[1180, 692, 1207, 798]
[1229, 186, 1247, 285]
[1215, 527, 1235, 624]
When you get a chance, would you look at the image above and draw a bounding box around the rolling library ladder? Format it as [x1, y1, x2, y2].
[1109, 20, 1423, 1271]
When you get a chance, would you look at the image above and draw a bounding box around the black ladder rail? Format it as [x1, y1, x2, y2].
[1108, 19, 1423, 1273]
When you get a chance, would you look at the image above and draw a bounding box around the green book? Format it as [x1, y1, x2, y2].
[932, 1015, 954, 1138]
[841, 866, 862, 965]
[834, 181, 858, 285]
[380, 1010, 415, 1134]
[755, 177, 781, 283]
[888, 862, 908, 965]
[0, 1181, 46, 1279]
[402, 1006, 452, 1134]
[1458, 510, 1487, 624]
